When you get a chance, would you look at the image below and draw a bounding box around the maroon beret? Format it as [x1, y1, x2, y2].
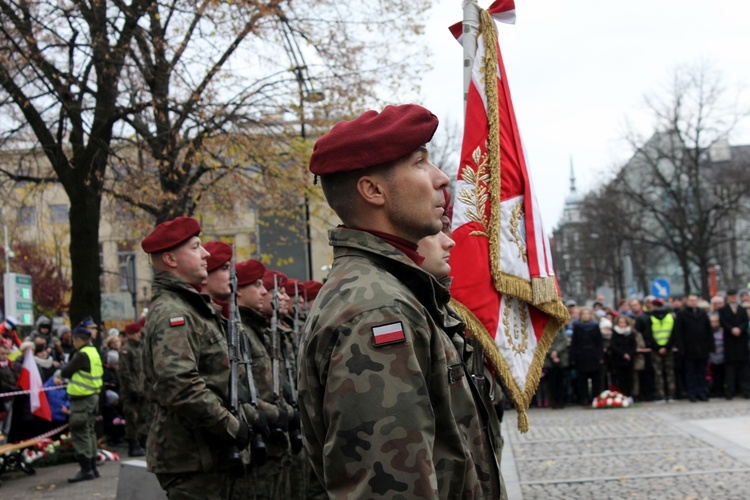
[141, 216, 201, 253]
[203, 241, 233, 273]
[309, 104, 439, 176]
[303, 280, 324, 301]
[124, 322, 142, 335]
[236, 259, 266, 286]
[652, 298, 664, 307]
[283, 278, 305, 296]
[262, 269, 287, 291]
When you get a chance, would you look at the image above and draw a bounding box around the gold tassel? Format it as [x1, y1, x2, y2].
[531, 276, 560, 305]
[517, 409, 529, 433]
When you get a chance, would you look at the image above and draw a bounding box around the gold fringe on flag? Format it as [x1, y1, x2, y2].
[454, 6, 569, 433]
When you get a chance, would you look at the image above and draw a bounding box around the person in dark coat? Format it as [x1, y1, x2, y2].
[674, 295, 714, 401]
[543, 325, 569, 409]
[718, 289, 750, 399]
[610, 315, 637, 397]
[570, 308, 604, 406]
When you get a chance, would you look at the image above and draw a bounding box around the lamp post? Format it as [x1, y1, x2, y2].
[283, 17, 324, 280]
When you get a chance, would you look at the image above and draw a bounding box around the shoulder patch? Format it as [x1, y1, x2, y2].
[169, 316, 186, 327]
[371, 322, 406, 347]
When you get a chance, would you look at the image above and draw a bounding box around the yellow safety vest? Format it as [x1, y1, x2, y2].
[651, 314, 675, 347]
[67, 345, 103, 397]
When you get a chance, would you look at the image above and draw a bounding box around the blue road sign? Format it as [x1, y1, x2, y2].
[650, 278, 671, 298]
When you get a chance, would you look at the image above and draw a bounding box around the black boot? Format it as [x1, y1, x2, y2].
[90, 457, 100, 478]
[68, 455, 95, 483]
[128, 439, 146, 457]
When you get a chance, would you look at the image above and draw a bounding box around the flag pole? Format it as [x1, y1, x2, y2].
[461, 0, 487, 394]
[462, 0, 480, 112]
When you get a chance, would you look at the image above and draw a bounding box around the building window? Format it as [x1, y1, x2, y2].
[118, 242, 135, 292]
[50, 204, 68, 224]
[17, 206, 36, 226]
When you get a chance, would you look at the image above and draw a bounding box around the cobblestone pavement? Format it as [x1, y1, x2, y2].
[501, 399, 750, 499]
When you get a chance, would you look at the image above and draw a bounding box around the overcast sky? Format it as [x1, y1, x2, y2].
[419, 0, 750, 230]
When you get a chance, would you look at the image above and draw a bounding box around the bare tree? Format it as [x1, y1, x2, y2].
[104, 0, 433, 224]
[0, 0, 150, 325]
[611, 62, 750, 297]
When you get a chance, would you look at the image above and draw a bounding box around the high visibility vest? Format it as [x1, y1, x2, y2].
[67, 345, 103, 397]
[651, 314, 675, 347]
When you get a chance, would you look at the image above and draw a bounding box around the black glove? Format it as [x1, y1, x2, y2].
[129, 392, 140, 404]
[275, 407, 289, 431]
[235, 421, 250, 450]
[253, 412, 270, 440]
[289, 409, 301, 432]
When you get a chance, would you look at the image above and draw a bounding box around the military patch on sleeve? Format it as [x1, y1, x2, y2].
[371, 322, 406, 347]
[169, 316, 186, 327]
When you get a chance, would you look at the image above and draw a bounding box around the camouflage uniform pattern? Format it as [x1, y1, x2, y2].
[119, 337, 148, 441]
[298, 228, 503, 499]
[141, 272, 242, 488]
[235, 305, 292, 499]
[651, 351, 676, 399]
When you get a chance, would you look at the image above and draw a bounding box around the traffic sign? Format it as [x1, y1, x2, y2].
[3, 273, 34, 325]
[650, 278, 671, 299]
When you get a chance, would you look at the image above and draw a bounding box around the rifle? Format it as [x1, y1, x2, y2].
[226, 259, 245, 474]
[270, 275, 281, 404]
[229, 259, 267, 467]
[283, 285, 303, 454]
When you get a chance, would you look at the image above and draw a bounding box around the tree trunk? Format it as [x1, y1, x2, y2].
[679, 254, 692, 296]
[67, 184, 102, 329]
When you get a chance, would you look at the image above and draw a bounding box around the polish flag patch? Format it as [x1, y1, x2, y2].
[371, 322, 406, 347]
[170, 316, 186, 327]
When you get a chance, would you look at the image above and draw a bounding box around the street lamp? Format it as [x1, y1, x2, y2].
[281, 17, 325, 281]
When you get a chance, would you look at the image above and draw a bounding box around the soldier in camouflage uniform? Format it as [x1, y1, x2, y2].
[119, 320, 147, 457]
[299, 104, 503, 498]
[236, 261, 295, 499]
[140, 217, 250, 499]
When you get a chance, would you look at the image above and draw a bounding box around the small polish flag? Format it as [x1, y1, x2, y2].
[371, 322, 406, 346]
[170, 317, 185, 327]
[17, 348, 52, 421]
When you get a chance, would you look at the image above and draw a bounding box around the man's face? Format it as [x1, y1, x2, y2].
[238, 280, 267, 312]
[384, 148, 450, 244]
[0, 348, 8, 362]
[727, 293, 738, 305]
[167, 236, 210, 286]
[127, 331, 142, 343]
[629, 300, 642, 314]
[417, 231, 455, 279]
[687, 295, 698, 308]
[203, 262, 231, 301]
[278, 289, 291, 315]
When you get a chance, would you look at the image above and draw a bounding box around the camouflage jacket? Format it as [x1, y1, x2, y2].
[298, 228, 502, 499]
[142, 272, 241, 474]
[119, 337, 142, 397]
[238, 305, 292, 456]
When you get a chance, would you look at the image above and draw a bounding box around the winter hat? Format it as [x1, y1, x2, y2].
[106, 350, 119, 366]
[4, 316, 17, 329]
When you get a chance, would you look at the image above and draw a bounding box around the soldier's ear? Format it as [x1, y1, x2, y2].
[161, 251, 179, 269]
[356, 174, 386, 208]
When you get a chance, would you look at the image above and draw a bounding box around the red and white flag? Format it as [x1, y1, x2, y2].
[448, 0, 568, 431]
[17, 348, 52, 421]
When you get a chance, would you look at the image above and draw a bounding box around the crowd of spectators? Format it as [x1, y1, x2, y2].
[536, 290, 750, 407]
[0, 314, 145, 454]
